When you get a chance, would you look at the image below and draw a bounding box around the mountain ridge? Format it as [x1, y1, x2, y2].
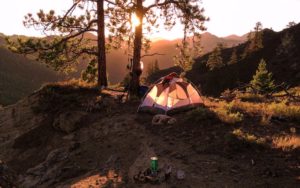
[149, 24, 300, 96]
[0, 31, 246, 105]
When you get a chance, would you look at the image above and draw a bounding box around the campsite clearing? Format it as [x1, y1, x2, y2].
[0, 84, 299, 187]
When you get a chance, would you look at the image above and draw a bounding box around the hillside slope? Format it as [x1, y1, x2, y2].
[150, 24, 300, 96]
[1, 32, 245, 96]
[0, 37, 62, 105]
[0, 83, 299, 187]
[107, 32, 245, 84]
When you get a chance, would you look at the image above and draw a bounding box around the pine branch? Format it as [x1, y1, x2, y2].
[141, 53, 165, 58]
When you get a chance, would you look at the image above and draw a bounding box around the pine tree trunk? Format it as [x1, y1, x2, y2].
[97, 0, 108, 88]
[129, 0, 143, 97]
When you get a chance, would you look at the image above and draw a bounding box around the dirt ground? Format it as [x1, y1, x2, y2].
[0, 85, 299, 187]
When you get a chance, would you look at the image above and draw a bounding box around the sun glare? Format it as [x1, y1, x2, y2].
[131, 13, 141, 27]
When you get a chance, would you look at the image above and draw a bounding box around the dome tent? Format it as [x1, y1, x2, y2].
[138, 73, 204, 114]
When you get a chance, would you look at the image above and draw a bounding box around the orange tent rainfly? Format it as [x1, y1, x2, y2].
[138, 73, 204, 114]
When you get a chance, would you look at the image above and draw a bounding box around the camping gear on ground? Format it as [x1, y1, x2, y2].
[138, 72, 204, 114]
[139, 85, 149, 97]
[150, 157, 158, 173]
[176, 169, 185, 180]
[151, 114, 176, 125]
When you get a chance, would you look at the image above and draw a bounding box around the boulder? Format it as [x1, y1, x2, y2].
[53, 111, 87, 133]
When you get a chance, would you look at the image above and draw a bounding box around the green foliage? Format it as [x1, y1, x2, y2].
[236, 92, 265, 102]
[228, 49, 238, 65]
[6, 2, 98, 73]
[220, 95, 300, 122]
[214, 101, 244, 124]
[174, 41, 195, 72]
[286, 21, 296, 28]
[5, 0, 109, 87]
[276, 32, 296, 56]
[206, 44, 224, 70]
[249, 59, 275, 95]
[81, 59, 97, 83]
[250, 22, 264, 50]
[185, 106, 215, 122]
[108, 0, 208, 81]
[242, 22, 264, 58]
[232, 129, 266, 145]
[146, 59, 160, 78]
[121, 73, 131, 87]
[268, 100, 300, 121]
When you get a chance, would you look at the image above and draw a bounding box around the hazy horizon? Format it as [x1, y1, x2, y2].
[0, 0, 299, 40]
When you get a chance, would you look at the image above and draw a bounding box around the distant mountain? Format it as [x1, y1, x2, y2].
[224, 34, 247, 41]
[0, 31, 245, 105]
[107, 32, 246, 84]
[150, 24, 300, 96]
[0, 35, 62, 106]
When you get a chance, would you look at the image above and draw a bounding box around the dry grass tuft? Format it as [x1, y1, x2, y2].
[232, 129, 266, 145]
[236, 92, 265, 102]
[272, 135, 300, 151]
[44, 79, 97, 89]
[222, 99, 300, 122]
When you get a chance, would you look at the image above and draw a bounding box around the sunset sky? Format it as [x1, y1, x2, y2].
[0, 0, 299, 40]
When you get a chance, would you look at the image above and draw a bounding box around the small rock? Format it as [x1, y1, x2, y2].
[52, 111, 87, 133]
[167, 118, 177, 125]
[176, 170, 185, 180]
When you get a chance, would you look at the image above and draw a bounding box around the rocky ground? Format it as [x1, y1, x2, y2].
[0, 83, 299, 187]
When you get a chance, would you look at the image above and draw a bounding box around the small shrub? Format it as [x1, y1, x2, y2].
[220, 89, 235, 102]
[214, 102, 244, 124]
[268, 100, 300, 121]
[236, 92, 265, 102]
[224, 130, 265, 152]
[185, 106, 215, 122]
[249, 59, 275, 95]
[260, 114, 271, 125]
[233, 129, 266, 145]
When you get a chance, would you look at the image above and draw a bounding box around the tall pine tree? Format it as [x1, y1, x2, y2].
[206, 44, 224, 70]
[249, 59, 275, 94]
[146, 59, 160, 78]
[7, 0, 113, 88]
[242, 22, 264, 58]
[109, 0, 208, 97]
[228, 49, 238, 65]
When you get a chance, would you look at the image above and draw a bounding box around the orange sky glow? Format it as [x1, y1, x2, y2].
[0, 0, 299, 40]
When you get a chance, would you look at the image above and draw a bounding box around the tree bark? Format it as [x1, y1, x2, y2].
[129, 0, 143, 97]
[97, 0, 108, 88]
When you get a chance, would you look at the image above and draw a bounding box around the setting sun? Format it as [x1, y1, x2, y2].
[131, 13, 141, 27]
